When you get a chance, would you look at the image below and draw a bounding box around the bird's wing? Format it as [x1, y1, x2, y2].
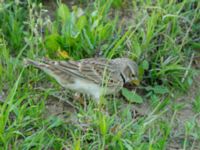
[56, 58, 123, 87]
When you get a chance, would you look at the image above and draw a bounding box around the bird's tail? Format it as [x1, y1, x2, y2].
[23, 58, 47, 69]
[23, 58, 66, 86]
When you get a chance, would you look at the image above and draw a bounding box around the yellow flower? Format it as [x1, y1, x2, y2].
[57, 50, 70, 59]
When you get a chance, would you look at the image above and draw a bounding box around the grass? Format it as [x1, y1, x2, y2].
[0, 0, 200, 149]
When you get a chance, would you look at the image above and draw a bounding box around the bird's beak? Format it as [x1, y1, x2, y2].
[132, 78, 140, 86]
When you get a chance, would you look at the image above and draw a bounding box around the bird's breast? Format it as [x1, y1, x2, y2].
[64, 79, 101, 96]
[62, 79, 120, 99]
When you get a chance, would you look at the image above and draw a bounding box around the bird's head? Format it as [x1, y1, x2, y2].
[118, 58, 140, 85]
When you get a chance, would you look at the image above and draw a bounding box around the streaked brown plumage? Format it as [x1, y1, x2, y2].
[24, 58, 139, 102]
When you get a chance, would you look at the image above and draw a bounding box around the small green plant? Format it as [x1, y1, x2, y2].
[121, 88, 143, 103]
[45, 2, 117, 59]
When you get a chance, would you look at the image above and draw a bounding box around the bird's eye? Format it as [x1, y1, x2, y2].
[129, 73, 134, 78]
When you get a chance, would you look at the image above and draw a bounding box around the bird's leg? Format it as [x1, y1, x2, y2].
[73, 92, 85, 105]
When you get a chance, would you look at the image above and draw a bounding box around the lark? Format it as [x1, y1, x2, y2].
[24, 58, 139, 102]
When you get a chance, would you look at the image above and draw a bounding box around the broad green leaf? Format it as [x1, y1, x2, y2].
[74, 138, 81, 150]
[122, 88, 143, 103]
[76, 15, 87, 31]
[57, 4, 70, 23]
[152, 85, 169, 94]
[158, 65, 185, 75]
[45, 34, 60, 51]
[112, 0, 123, 8]
[98, 23, 112, 41]
[99, 113, 107, 136]
[91, 19, 99, 30]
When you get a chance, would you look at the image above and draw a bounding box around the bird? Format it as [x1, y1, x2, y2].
[24, 57, 139, 102]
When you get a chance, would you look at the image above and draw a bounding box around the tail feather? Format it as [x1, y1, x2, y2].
[23, 58, 36, 66]
[23, 58, 47, 68]
[23, 58, 69, 86]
